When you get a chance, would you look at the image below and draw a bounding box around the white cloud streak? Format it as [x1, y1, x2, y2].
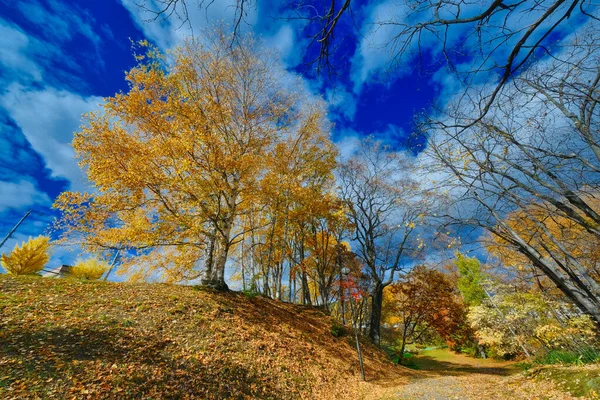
[0, 180, 50, 213]
[0, 84, 101, 191]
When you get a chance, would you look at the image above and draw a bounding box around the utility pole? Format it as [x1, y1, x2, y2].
[103, 245, 122, 281]
[0, 210, 32, 250]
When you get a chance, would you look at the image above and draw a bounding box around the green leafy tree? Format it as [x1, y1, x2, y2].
[455, 253, 486, 306]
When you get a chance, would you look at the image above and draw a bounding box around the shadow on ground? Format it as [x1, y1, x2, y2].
[407, 350, 519, 379]
[0, 325, 278, 399]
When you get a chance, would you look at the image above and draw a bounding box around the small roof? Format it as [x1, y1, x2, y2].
[41, 264, 72, 278]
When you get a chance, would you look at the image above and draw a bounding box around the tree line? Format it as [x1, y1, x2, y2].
[48, 33, 439, 344]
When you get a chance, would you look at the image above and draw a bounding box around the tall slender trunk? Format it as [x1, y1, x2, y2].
[288, 260, 293, 302]
[275, 262, 283, 300]
[369, 282, 384, 345]
[302, 272, 311, 305]
[262, 264, 270, 297]
[337, 244, 346, 325]
[250, 227, 258, 292]
[277, 262, 284, 301]
[241, 238, 246, 292]
[204, 228, 216, 281]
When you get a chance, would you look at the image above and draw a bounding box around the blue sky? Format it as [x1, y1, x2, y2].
[0, 0, 591, 271]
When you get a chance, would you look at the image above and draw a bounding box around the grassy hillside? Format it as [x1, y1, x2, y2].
[0, 275, 409, 399]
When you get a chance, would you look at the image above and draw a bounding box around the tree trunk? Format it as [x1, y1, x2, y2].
[288, 261, 293, 302]
[398, 329, 409, 363]
[203, 217, 232, 291]
[477, 344, 487, 359]
[277, 262, 283, 301]
[204, 229, 216, 281]
[302, 272, 311, 305]
[507, 228, 600, 329]
[241, 239, 246, 292]
[369, 282, 384, 345]
[262, 264, 270, 297]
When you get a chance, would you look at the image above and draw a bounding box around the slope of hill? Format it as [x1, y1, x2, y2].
[0, 275, 410, 399]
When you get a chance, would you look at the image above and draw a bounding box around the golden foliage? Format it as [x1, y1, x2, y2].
[1, 236, 51, 275]
[468, 288, 597, 357]
[53, 31, 337, 284]
[488, 198, 600, 286]
[70, 258, 108, 280]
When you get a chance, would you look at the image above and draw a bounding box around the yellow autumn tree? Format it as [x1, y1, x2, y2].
[225, 93, 338, 299]
[486, 195, 600, 329]
[53, 30, 336, 289]
[1, 236, 51, 275]
[488, 200, 600, 291]
[302, 195, 351, 309]
[70, 258, 108, 280]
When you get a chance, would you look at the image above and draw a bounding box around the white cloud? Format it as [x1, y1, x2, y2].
[0, 84, 101, 191]
[325, 87, 358, 121]
[350, 0, 409, 92]
[264, 24, 300, 66]
[0, 0, 110, 88]
[334, 130, 361, 161]
[0, 22, 42, 82]
[17, 0, 102, 47]
[0, 180, 51, 213]
[0, 19, 90, 91]
[0, 2, 110, 193]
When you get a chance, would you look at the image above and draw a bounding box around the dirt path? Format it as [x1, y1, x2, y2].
[375, 349, 581, 400]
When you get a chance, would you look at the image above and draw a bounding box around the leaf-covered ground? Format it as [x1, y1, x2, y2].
[0, 275, 408, 399]
[2, 276, 596, 399]
[392, 349, 600, 400]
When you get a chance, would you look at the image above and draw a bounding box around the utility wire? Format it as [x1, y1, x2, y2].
[0, 210, 32, 250]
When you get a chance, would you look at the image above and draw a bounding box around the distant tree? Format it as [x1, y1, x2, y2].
[339, 137, 438, 344]
[454, 254, 487, 307]
[71, 258, 108, 280]
[1, 236, 51, 275]
[383, 266, 466, 359]
[451, 253, 490, 357]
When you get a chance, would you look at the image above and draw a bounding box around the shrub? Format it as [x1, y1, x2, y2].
[71, 258, 108, 280]
[396, 352, 420, 369]
[534, 348, 600, 366]
[1, 236, 51, 275]
[330, 322, 348, 337]
[242, 288, 260, 298]
[455, 342, 480, 358]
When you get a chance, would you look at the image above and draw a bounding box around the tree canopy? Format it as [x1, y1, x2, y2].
[54, 32, 337, 289]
